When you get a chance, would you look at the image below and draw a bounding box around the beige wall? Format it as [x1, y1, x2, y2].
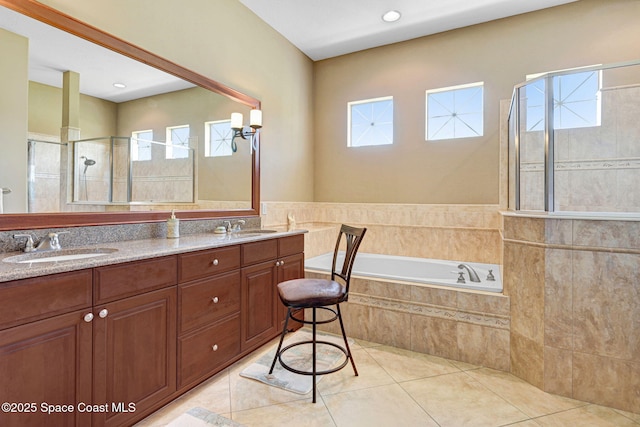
[313, 0, 640, 204]
[28, 82, 117, 138]
[17, 0, 640, 207]
[40, 0, 315, 203]
[116, 86, 252, 202]
[0, 28, 28, 213]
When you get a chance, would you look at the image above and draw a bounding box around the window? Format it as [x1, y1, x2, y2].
[426, 82, 484, 141]
[525, 69, 602, 131]
[348, 96, 393, 147]
[166, 125, 190, 159]
[131, 130, 153, 161]
[205, 120, 233, 157]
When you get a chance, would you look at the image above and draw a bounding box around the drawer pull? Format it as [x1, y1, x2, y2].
[99, 309, 109, 318]
[212, 344, 218, 351]
[83, 313, 94, 323]
[212, 259, 219, 266]
[212, 297, 219, 304]
[275, 261, 281, 266]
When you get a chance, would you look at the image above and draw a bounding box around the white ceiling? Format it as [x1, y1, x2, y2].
[0, 1, 578, 102]
[0, 6, 193, 103]
[239, 0, 578, 60]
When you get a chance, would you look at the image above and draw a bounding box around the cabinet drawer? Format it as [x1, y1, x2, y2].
[94, 255, 177, 304]
[279, 234, 304, 257]
[0, 270, 92, 330]
[178, 314, 240, 389]
[178, 245, 240, 283]
[179, 271, 241, 334]
[242, 239, 278, 266]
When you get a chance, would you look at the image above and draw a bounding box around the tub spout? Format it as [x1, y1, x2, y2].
[458, 264, 481, 282]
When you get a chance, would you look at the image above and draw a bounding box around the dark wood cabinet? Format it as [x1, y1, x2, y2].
[177, 246, 242, 390]
[0, 232, 305, 427]
[92, 287, 177, 427]
[0, 271, 93, 427]
[241, 234, 305, 352]
[0, 309, 93, 427]
[178, 314, 240, 388]
[241, 259, 279, 352]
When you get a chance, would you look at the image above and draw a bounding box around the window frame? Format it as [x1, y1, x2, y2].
[347, 96, 394, 148]
[524, 67, 602, 132]
[131, 129, 153, 162]
[165, 124, 190, 160]
[204, 119, 234, 157]
[425, 81, 484, 141]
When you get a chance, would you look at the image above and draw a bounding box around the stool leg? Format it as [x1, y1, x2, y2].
[312, 307, 317, 403]
[336, 304, 358, 376]
[269, 307, 291, 374]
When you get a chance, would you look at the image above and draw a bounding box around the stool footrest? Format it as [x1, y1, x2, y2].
[277, 339, 349, 377]
[291, 306, 338, 326]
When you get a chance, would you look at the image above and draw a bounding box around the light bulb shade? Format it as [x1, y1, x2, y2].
[250, 109, 262, 129]
[230, 112, 243, 130]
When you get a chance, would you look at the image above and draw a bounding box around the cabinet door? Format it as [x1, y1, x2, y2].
[241, 260, 278, 351]
[0, 310, 92, 427]
[277, 252, 305, 329]
[92, 287, 177, 427]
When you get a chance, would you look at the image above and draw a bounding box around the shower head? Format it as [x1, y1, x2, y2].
[80, 156, 96, 174]
[80, 156, 96, 166]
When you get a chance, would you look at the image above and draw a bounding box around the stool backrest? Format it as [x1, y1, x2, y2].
[331, 224, 367, 297]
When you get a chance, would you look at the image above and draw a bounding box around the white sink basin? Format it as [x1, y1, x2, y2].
[3, 248, 118, 264]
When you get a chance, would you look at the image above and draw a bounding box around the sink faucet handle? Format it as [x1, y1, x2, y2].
[47, 231, 69, 250]
[13, 233, 35, 252]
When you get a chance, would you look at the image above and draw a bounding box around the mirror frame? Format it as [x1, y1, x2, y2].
[0, 0, 260, 231]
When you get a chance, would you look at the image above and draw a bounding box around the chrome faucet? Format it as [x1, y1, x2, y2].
[35, 231, 69, 252]
[224, 220, 245, 233]
[458, 263, 481, 282]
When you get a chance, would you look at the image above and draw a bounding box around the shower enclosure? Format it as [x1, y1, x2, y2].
[27, 137, 64, 212]
[71, 136, 195, 204]
[508, 60, 640, 214]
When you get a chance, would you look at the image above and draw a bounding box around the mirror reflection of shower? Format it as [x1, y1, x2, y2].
[79, 155, 96, 201]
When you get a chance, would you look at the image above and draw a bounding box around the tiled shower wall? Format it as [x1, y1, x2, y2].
[503, 215, 640, 414]
[28, 137, 195, 212]
[520, 85, 640, 212]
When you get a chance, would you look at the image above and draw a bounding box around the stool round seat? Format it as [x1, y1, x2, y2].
[278, 278, 346, 308]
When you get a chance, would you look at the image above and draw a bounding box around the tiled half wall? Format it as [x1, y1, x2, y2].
[503, 214, 640, 414]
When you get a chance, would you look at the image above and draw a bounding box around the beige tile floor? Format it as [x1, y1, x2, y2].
[137, 330, 640, 427]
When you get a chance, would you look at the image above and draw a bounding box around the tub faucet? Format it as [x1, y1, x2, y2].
[458, 263, 481, 282]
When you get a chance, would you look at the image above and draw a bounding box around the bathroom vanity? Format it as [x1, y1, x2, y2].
[0, 230, 305, 427]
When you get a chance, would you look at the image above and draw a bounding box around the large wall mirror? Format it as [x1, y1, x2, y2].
[0, 0, 260, 231]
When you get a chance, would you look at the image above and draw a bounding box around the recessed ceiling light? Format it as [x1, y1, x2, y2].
[382, 10, 401, 23]
[113, 82, 126, 88]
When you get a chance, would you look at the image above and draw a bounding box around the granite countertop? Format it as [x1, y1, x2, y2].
[0, 228, 307, 283]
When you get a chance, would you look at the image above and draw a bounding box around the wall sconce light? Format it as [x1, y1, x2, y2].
[230, 109, 262, 152]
